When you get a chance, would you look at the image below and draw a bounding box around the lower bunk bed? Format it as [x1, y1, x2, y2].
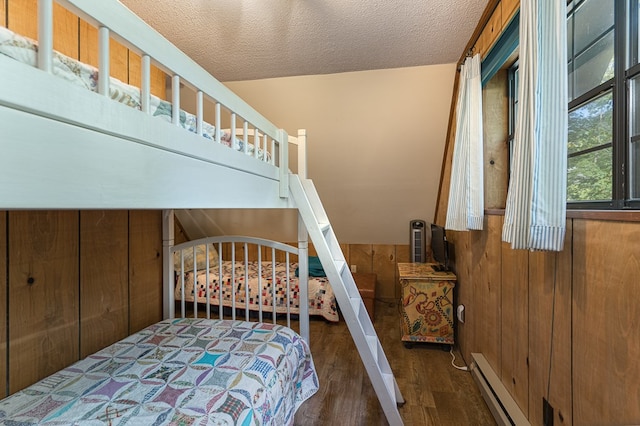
[0, 236, 323, 425]
[0, 318, 318, 425]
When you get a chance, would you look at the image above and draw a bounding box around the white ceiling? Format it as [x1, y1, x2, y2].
[119, 0, 488, 82]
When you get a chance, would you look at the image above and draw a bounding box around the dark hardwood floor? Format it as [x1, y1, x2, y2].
[294, 300, 496, 426]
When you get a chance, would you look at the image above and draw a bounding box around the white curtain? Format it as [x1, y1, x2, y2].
[502, 0, 568, 251]
[446, 54, 484, 231]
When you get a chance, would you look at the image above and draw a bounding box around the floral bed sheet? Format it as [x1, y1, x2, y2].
[0, 318, 318, 425]
[176, 261, 339, 322]
[0, 25, 268, 159]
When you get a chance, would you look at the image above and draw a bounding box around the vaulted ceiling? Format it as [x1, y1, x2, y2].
[120, 0, 488, 82]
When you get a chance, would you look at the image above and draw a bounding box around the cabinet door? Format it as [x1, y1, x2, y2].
[8, 211, 79, 393]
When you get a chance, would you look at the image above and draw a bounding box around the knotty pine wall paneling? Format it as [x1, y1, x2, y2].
[80, 211, 128, 358]
[469, 215, 502, 373]
[501, 0, 519, 28]
[1, 0, 6, 26]
[572, 220, 640, 425]
[8, 211, 79, 394]
[372, 244, 396, 300]
[128, 211, 163, 334]
[79, 21, 129, 83]
[394, 244, 410, 301]
[476, 3, 502, 59]
[0, 212, 6, 399]
[500, 232, 529, 417]
[444, 230, 472, 362]
[350, 244, 373, 274]
[528, 222, 572, 426]
[129, 52, 167, 100]
[7, 0, 79, 58]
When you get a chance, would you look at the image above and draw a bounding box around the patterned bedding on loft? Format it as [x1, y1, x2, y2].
[0, 318, 319, 425]
[0, 25, 269, 159]
[176, 261, 339, 322]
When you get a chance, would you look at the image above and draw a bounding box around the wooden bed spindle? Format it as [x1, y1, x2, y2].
[97, 26, 110, 96]
[171, 74, 180, 125]
[243, 121, 249, 154]
[141, 54, 151, 113]
[37, 0, 53, 73]
[215, 102, 221, 143]
[196, 90, 203, 136]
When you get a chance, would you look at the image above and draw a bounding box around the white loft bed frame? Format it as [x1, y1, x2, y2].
[0, 0, 304, 210]
[0, 1, 405, 423]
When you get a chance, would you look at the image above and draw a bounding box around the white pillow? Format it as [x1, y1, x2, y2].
[174, 243, 219, 272]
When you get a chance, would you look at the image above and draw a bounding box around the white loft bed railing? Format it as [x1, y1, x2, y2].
[0, 0, 306, 209]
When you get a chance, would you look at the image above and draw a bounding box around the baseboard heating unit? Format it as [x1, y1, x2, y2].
[470, 353, 530, 426]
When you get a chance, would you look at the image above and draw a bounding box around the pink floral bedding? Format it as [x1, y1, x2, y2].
[176, 261, 339, 322]
[0, 318, 319, 425]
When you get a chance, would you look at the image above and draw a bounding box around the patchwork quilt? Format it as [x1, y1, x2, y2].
[176, 261, 339, 322]
[0, 318, 319, 425]
[0, 25, 269, 160]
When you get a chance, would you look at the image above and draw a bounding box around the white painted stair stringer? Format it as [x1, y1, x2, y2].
[289, 174, 404, 426]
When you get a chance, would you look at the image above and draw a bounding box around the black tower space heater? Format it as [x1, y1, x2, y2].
[410, 220, 427, 262]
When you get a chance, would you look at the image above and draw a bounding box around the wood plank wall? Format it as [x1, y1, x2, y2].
[0, 212, 6, 399]
[452, 217, 640, 425]
[1, 1, 166, 394]
[440, 1, 640, 424]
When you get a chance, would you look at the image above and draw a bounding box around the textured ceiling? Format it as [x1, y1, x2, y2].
[119, 0, 488, 82]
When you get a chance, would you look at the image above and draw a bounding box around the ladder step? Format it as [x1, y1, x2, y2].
[382, 373, 397, 403]
[366, 335, 378, 362]
[350, 297, 361, 315]
[335, 260, 346, 274]
[318, 222, 330, 233]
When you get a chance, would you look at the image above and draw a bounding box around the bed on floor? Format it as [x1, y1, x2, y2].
[0, 317, 318, 424]
[173, 238, 339, 323]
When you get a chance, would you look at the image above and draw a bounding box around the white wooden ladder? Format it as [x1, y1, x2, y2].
[290, 175, 405, 426]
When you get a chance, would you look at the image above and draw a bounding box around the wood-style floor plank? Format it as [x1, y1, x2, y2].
[294, 300, 496, 425]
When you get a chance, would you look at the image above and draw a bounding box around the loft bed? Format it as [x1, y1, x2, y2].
[0, 0, 301, 211]
[0, 1, 405, 424]
[0, 0, 319, 423]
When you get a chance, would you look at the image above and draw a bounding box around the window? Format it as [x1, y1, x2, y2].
[567, 0, 616, 207]
[507, 1, 640, 208]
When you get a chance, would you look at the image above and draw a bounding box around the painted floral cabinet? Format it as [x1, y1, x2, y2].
[398, 262, 456, 348]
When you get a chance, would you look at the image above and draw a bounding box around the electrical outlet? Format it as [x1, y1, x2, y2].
[456, 305, 465, 323]
[350, 264, 357, 273]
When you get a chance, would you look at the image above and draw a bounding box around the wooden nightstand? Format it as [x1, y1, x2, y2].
[397, 262, 456, 348]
